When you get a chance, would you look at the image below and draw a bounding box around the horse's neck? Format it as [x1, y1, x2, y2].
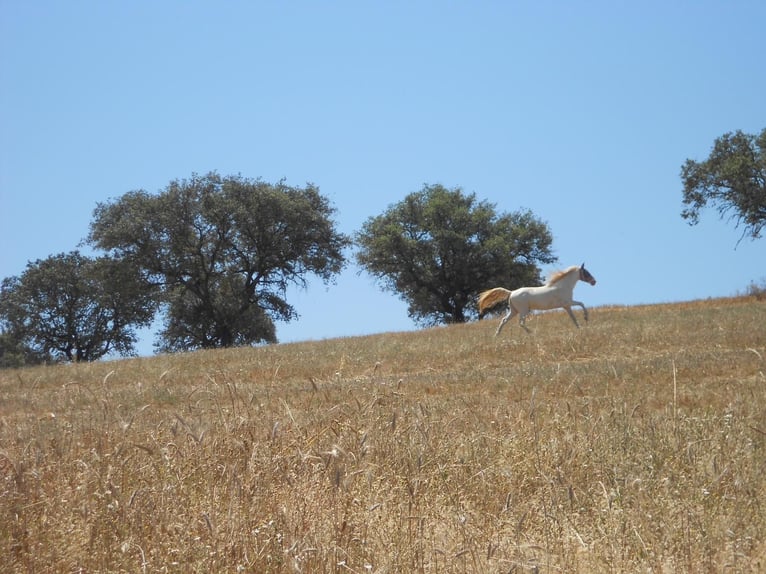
[553, 270, 579, 293]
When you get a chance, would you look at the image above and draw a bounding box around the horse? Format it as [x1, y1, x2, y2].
[478, 263, 597, 336]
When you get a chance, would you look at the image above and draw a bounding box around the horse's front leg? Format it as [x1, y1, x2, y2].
[572, 300, 589, 322]
[564, 306, 580, 328]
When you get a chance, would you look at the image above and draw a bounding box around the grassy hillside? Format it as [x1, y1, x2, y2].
[2, 297, 765, 573]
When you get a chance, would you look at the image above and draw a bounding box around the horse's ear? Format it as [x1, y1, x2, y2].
[581, 262, 585, 269]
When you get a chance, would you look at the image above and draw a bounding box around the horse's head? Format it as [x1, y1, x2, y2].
[579, 263, 597, 286]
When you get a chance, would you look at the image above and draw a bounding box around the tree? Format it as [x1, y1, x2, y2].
[0, 252, 156, 363]
[355, 184, 556, 325]
[88, 172, 350, 351]
[0, 331, 35, 368]
[680, 128, 766, 242]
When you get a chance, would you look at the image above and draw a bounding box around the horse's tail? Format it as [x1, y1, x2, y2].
[477, 287, 513, 318]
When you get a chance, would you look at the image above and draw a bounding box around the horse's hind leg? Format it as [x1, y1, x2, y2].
[518, 312, 532, 333]
[495, 306, 516, 336]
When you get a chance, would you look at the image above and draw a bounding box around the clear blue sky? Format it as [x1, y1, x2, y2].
[1, 1, 764, 354]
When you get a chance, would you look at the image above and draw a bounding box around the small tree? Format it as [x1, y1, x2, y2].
[0, 331, 35, 368]
[355, 184, 556, 325]
[680, 128, 766, 242]
[0, 252, 156, 363]
[88, 173, 350, 351]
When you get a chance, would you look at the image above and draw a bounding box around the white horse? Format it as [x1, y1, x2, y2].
[478, 264, 597, 335]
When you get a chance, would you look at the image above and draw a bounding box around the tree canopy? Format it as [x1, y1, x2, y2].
[0, 251, 156, 363]
[87, 173, 350, 351]
[680, 128, 766, 242]
[355, 184, 556, 325]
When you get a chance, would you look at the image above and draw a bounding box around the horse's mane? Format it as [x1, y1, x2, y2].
[546, 266, 579, 286]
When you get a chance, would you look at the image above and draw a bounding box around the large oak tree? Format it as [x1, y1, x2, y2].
[88, 173, 350, 351]
[355, 184, 556, 325]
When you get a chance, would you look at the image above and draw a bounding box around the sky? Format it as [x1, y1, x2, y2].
[1, 1, 764, 355]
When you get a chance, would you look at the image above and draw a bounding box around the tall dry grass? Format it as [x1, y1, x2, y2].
[1, 297, 765, 572]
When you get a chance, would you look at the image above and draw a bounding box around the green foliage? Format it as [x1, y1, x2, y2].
[0, 331, 31, 368]
[681, 128, 766, 241]
[88, 173, 350, 351]
[355, 184, 556, 325]
[0, 252, 156, 363]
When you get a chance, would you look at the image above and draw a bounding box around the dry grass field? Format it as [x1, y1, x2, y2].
[1, 296, 765, 573]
